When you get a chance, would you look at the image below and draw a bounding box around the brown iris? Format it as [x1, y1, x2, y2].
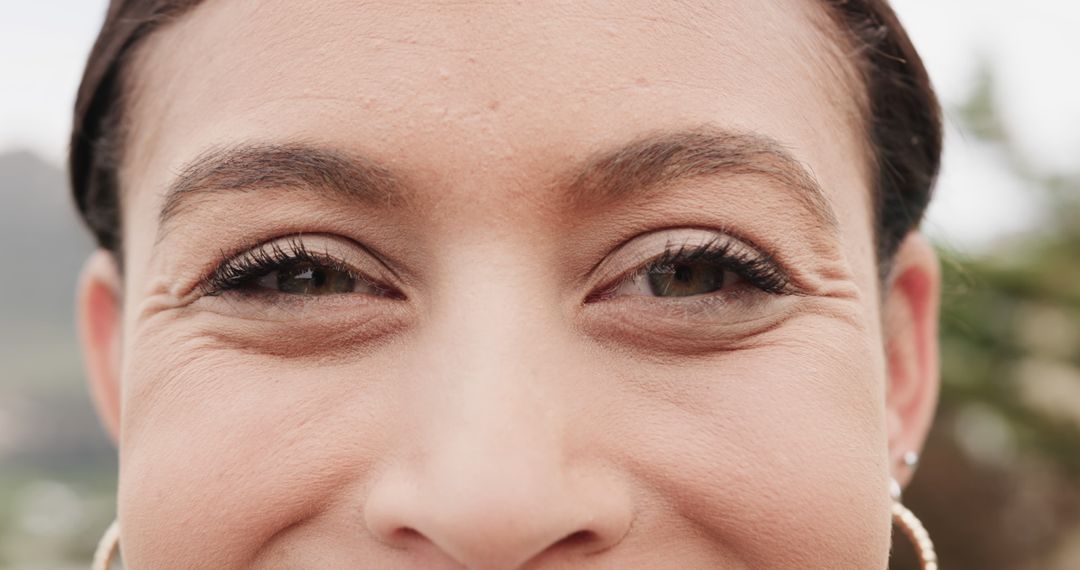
[646, 261, 727, 297]
[275, 262, 356, 295]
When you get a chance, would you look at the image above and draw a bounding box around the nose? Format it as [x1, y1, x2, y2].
[364, 439, 633, 570]
[363, 274, 633, 569]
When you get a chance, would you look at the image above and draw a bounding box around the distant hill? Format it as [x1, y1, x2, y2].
[0, 152, 116, 567]
[0, 150, 111, 471]
[0, 151, 93, 325]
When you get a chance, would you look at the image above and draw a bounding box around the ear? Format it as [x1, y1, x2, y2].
[882, 232, 941, 488]
[77, 249, 124, 445]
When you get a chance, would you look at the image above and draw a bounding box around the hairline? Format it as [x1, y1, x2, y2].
[85, 0, 911, 287]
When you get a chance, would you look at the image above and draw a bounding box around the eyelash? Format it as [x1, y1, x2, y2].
[198, 236, 390, 298]
[589, 235, 792, 301]
[199, 234, 791, 301]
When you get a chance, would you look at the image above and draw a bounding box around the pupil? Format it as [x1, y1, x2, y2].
[647, 261, 725, 297]
[276, 263, 354, 295]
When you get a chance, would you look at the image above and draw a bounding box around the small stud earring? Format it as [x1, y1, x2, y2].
[903, 451, 920, 470]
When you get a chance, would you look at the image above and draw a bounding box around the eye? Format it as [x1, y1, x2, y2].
[200, 236, 402, 299]
[590, 233, 791, 302]
[613, 259, 743, 298]
[254, 260, 367, 295]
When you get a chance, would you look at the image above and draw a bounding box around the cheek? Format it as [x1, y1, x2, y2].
[607, 316, 890, 567]
[116, 332, 399, 567]
[114, 308, 890, 566]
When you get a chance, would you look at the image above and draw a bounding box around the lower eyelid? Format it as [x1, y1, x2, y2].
[576, 292, 799, 357]
[192, 283, 404, 318]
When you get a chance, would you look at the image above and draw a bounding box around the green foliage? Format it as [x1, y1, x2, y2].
[896, 60, 1080, 570]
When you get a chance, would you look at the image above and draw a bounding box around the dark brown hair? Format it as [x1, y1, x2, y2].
[69, 0, 941, 281]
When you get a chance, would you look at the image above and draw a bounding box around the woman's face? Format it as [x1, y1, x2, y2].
[78, 0, 942, 567]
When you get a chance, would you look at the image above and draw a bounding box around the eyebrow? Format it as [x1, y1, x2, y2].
[158, 143, 408, 230]
[157, 126, 838, 237]
[556, 128, 838, 229]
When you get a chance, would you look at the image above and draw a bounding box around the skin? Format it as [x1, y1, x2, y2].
[76, 0, 942, 568]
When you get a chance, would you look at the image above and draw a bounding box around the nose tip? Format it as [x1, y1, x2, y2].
[364, 463, 632, 569]
[362, 283, 633, 568]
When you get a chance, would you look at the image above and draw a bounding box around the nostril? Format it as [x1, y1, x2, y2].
[386, 526, 427, 548]
[552, 529, 602, 553]
[364, 459, 634, 566]
[557, 530, 594, 547]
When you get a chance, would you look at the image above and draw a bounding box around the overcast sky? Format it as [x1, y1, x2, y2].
[2, 1, 1077, 253]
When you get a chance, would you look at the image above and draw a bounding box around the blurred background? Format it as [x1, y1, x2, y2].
[1, 1, 1077, 568]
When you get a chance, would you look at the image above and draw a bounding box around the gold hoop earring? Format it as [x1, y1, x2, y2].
[891, 478, 938, 570]
[93, 519, 121, 570]
[89, 493, 933, 567]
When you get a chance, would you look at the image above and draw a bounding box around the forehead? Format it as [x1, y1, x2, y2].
[122, 0, 870, 244]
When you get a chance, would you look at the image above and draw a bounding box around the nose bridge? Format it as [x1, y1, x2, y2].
[431, 237, 566, 415]
[364, 242, 632, 568]
[424, 241, 567, 499]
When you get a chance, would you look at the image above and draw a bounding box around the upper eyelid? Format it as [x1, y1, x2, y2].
[594, 231, 762, 281]
[200, 236, 389, 295]
[198, 228, 796, 301]
[620, 240, 731, 283]
[223, 233, 405, 277]
[588, 231, 798, 301]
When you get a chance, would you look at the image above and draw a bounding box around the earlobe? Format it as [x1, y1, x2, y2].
[77, 250, 124, 445]
[882, 232, 942, 487]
